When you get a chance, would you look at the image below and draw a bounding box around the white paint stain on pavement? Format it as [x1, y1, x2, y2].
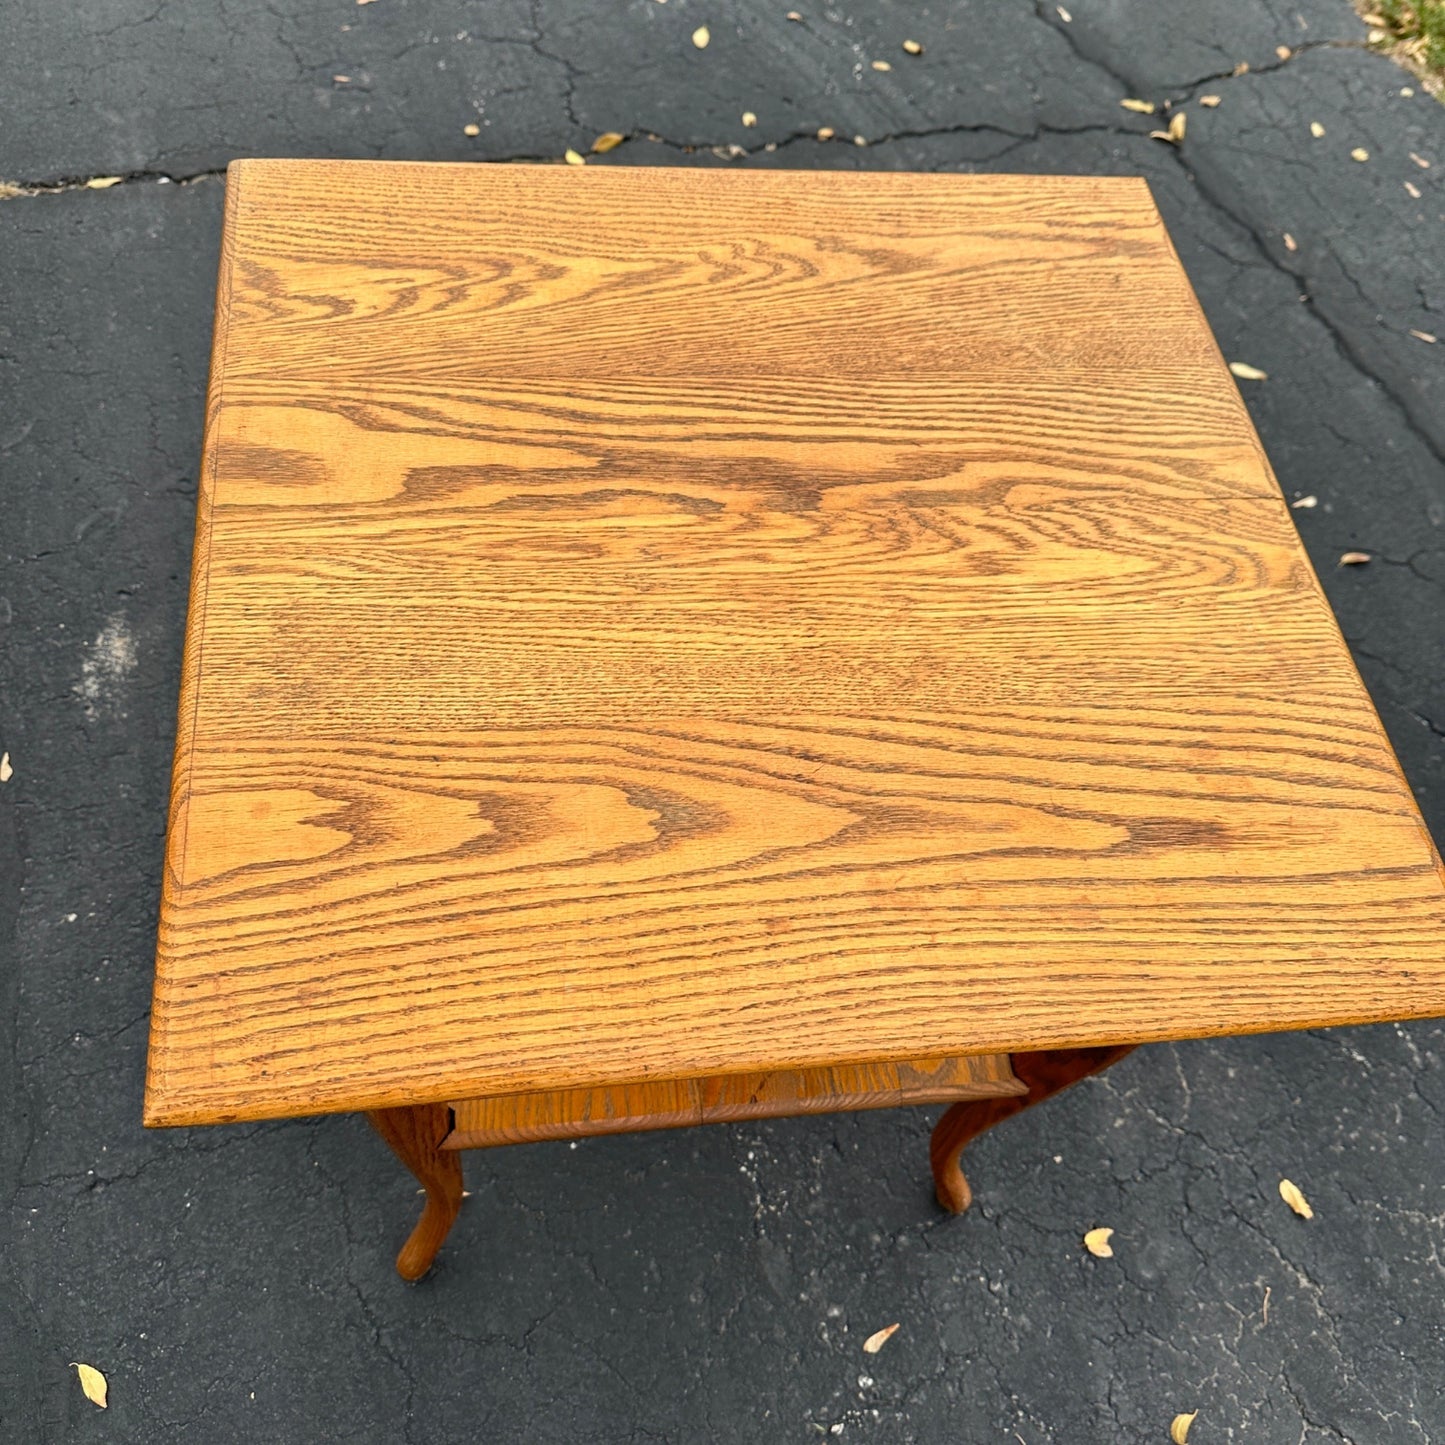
[76, 615, 137, 716]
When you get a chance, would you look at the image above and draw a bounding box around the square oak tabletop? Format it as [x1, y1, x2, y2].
[144, 158, 1445, 1128]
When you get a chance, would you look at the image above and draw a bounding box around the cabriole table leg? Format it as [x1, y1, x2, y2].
[930, 1047, 1136, 1212]
[366, 1103, 464, 1280]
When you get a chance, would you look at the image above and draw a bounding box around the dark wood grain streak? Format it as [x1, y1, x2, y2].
[145, 161, 1445, 1128]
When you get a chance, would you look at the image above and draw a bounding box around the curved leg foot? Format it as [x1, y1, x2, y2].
[366, 1103, 464, 1281]
[930, 1047, 1135, 1214]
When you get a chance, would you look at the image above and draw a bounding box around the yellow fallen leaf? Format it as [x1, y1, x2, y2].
[1310, 121, 1325, 137]
[1409, 329, 1438, 343]
[1229, 361, 1267, 380]
[816, 126, 835, 140]
[72, 1363, 108, 1408]
[1283, 232, 1297, 251]
[741, 110, 757, 126]
[1279, 1178, 1315, 1215]
[1083, 1227, 1115, 1258]
[1170, 1411, 1198, 1444]
[591, 132, 625, 152]
[1199, 94, 1221, 107]
[1351, 147, 1369, 162]
[1120, 98, 1156, 114]
[462, 123, 480, 137]
[691, 25, 709, 48]
[871, 59, 892, 70]
[902, 39, 923, 55]
[862, 1322, 900, 1354]
[86, 176, 123, 189]
[563, 149, 585, 166]
[1338, 552, 1371, 568]
[0, 752, 11, 782]
[1276, 44, 1291, 59]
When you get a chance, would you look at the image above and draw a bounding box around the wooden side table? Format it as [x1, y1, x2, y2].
[145, 160, 1445, 1280]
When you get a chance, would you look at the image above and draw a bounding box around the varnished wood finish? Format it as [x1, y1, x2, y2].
[366, 1103, 464, 1280]
[145, 159, 1445, 1129]
[444, 1054, 1025, 1149]
[930, 1047, 1136, 1212]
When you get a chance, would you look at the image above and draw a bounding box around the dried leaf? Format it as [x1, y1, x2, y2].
[1405, 180, 1422, 198]
[1057, 5, 1071, 21]
[462, 123, 480, 137]
[1338, 552, 1371, 568]
[0, 752, 11, 782]
[1120, 98, 1156, 114]
[1283, 232, 1297, 251]
[72, 1363, 108, 1408]
[1199, 94, 1221, 107]
[853, 134, 868, 146]
[691, 25, 710, 48]
[357, 0, 379, 6]
[591, 131, 625, 152]
[1083, 1227, 1115, 1258]
[871, 59, 891, 71]
[1409, 329, 1438, 343]
[1401, 86, 1415, 97]
[1291, 494, 1318, 508]
[333, 74, 351, 83]
[786, 10, 802, 19]
[1169, 111, 1186, 142]
[1310, 121, 1325, 137]
[1170, 1411, 1198, 1444]
[1229, 361, 1268, 380]
[85, 176, 123, 189]
[1232, 61, 1250, 75]
[1410, 151, 1431, 169]
[741, 110, 757, 126]
[1276, 44, 1292, 59]
[902, 38, 923, 55]
[816, 126, 835, 140]
[1351, 147, 1369, 162]
[563, 148, 586, 166]
[862, 1323, 900, 1354]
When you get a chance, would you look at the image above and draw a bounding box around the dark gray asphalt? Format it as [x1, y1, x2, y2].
[3, 2, 1444, 1441]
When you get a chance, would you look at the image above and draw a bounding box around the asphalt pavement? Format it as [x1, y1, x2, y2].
[2, 2, 1444, 1441]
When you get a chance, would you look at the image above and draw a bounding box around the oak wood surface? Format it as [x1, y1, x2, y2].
[444, 1054, 1025, 1149]
[145, 159, 1445, 1128]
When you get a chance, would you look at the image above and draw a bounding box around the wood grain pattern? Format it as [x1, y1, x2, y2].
[145, 160, 1445, 1128]
[444, 1054, 1025, 1149]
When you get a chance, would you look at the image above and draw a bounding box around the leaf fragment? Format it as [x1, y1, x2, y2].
[1338, 552, 1371, 568]
[86, 176, 123, 189]
[871, 59, 892, 70]
[72, 1363, 108, 1408]
[1409, 329, 1438, 343]
[563, 148, 586, 166]
[691, 25, 710, 48]
[862, 1322, 900, 1354]
[1401, 86, 1415, 97]
[1120, 98, 1156, 114]
[1291, 494, 1318, 508]
[591, 131, 625, 152]
[1410, 151, 1431, 168]
[1083, 1227, 1115, 1258]
[0, 752, 11, 782]
[1405, 180, 1422, 198]
[853, 134, 868, 146]
[1170, 1411, 1198, 1444]
[902, 38, 923, 55]
[1310, 121, 1325, 137]
[1228, 361, 1267, 380]
[1283, 232, 1297, 251]
[1351, 147, 1369, 162]
[786, 10, 802, 19]
[1199, 94, 1221, 107]
[741, 110, 757, 127]
[1276, 44, 1292, 59]
[816, 126, 835, 140]
[1057, 5, 1071, 21]
[1233, 61, 1250, 75]
[462, 123, 480, 137]
[1169, 111, 1186, 142]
